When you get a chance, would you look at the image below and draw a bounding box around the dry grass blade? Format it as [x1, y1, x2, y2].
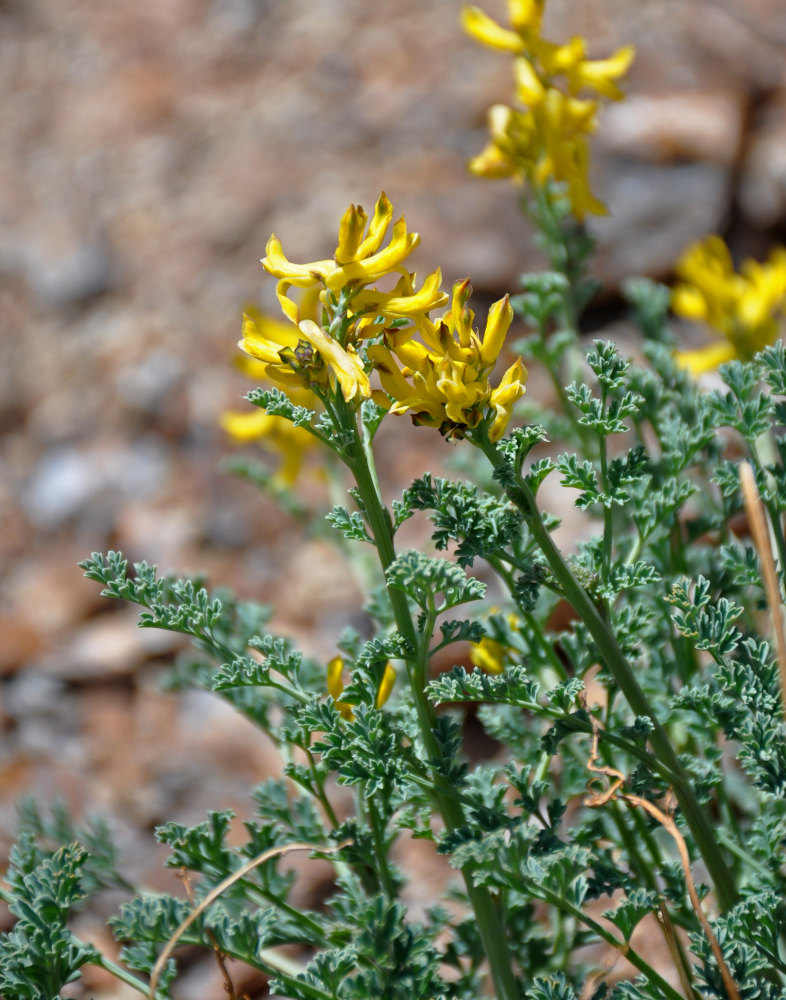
[149, 838, 352, 999]
[739, 461, 786, 722]
[584, 725, 741, 1000]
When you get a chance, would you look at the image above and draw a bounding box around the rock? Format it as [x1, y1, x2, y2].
[0, 617, 44, 677]
[24, 438, 170, 529]
[35, 611, 182, 681]
[600, 91, 744, 166]
[23, 235, 114, 310]
[591, 160, 731, 284]
[740, 100, 786, 227]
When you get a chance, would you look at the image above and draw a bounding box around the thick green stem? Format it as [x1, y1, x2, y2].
[474, 432, 739, 912]
[344, 422, 520, 1000]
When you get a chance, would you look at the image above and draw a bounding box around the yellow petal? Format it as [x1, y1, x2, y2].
[537, 36, 586, 75]
[375, 664, 396, 708]
[470, 637, 507, 674]
[508, 0, 543, 33]
[514, 57, 545, 106]
[325, 217, 420, 290]
[261, 234, 334, 286]
[461, 5, 525, 51]
[335, 202, 368, 264]
[675, 341, 737, 375]
[468, 143, 517, 179]
[380, 268, 449, 316]
[479, 294, 514, 367]
[275, 280, 299, 325]
[368, 344, 419, 399]
[569, 44, 635, 101]
[326, 656, 354, 719]
[327, 656, 345, 701]
[488, 359, 527, 440]
[671, 285, 710, 322]
[298, 319, 371, 402]
[357, 192, 394, 258]
[220, 409, 276, 442]
[239, 312, 297, 364]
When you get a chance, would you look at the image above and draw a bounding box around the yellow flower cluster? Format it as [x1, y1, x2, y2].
[462, 0, 634, 218]
[237, 194, 525, 443]
[327, 656, 396, 721]
[369, 278, 527, 441]
[672, 236, 786, 375]
[241, 193, 447, 405]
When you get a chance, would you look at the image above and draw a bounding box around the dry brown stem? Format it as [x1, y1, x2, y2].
[584, 727, 741, 1000]
[739, 460, 786, 722]
[149, 838, 352, 999]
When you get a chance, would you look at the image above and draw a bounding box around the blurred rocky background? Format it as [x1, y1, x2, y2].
[1, 0, 786, 995]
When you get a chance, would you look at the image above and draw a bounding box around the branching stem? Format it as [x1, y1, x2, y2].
[472, 428, 739, 912]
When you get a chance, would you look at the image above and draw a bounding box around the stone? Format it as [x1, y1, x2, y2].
[600, 91, 744, 166]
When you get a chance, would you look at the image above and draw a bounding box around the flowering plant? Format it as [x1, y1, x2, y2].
[4, 4, 786, 1000]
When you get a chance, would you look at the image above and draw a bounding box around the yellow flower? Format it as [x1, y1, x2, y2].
[256, 193, 448, 408]
[222, 299, 325, 487]
[469, 93, 606, 220]
[461, 1, 543, 51]
[469, 610, 520, 673]
[262, 193, 438, 319]
[327, 657, 396, 721]
[672, 236, 786, 374]
[368, 280, 527, 441]
[469, 636, 508, 674]
[239, 311, 371, 403]
[220, 409, 315, 488]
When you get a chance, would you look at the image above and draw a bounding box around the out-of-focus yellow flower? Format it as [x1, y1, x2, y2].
[468, 96, 605, 220]
[462, 1, 634, 218]
[462, 2, 632, 103]
[220, 409, 315, 488]
[368, 280, 527, 441]
[672, 235, 786, 374]
[326, 657, 396, 721]
[222, 301, 324, 487]
[470, 94, 606, 219]
[470, 636, 508, 674]
[469, 610, 519, 673]
[461, 2, 542, 51]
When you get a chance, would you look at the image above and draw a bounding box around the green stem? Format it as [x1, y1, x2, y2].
[528, 879, 685, 1000]
[89, 954, 170, 999]
[473, 430, 738, 913]
[368, 796, 396, 898]
[342, 408, 520, 1000]
[305, 747, 341, 830]
[598, 429, 613, 584]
